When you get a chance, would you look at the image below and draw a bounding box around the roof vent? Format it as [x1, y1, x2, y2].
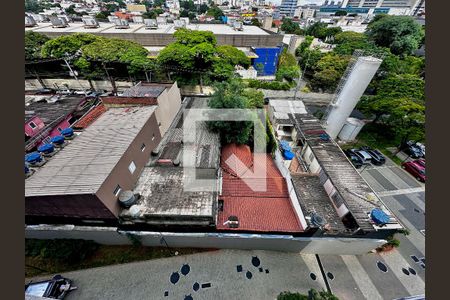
[37, 143, 56, 157]
[132, 16, 144, 24]
[25, 152, 46, 167]
[311, 213, 326, 228]
[25, 16, 37, 27]
[60, 127, 75, 139]
[174, 19, 186, 29]
[144, 19, 158, 29]
[50, 17, 69, 28]
[82, 17, 99, 28]
[224, 215, 239, 228]
[118, 190, 139, 208]
[114, 18, 130, 29]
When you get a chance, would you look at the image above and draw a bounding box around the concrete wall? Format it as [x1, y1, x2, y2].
[25, 225, 386, 254]
[26, 78, 134, 92]
[155, 82, 182, 137]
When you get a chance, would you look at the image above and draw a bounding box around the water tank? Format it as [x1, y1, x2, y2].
[38, 143, 55, 154]
[118, 190, 138, 208]
[25, 152, 43, 164]
[51, 135, 65, 145]
[61, 127, 74, 138]
[370, 208, 390, 226]
[283, 150, 295, 160]
[324, 56, 382, 139]
[338, 117, 365, 142]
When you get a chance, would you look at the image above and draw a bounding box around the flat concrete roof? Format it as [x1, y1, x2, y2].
[28, 22, 271, 36]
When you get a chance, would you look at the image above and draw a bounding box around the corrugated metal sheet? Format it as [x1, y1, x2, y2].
[25, 106, 157, 197]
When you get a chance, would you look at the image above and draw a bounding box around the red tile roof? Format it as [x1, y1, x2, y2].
[217, 143, 303, 233]
[217, 197, 302, 232]
[73, 104, 107, 129]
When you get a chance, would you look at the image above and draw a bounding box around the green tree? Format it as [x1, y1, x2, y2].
[366, 15, 424, 56]
[41, 33, 102, 58]
[277, 289, 340, 300]
[276, 51, 300, 82]
[281, 18, 300, 34]
[199, 3, 209, 14]
[25, 0, 42, 13]
[251, 18, 262, 27]
[25, 31, 50, 61]
[206, 6, 224, 20]
[65, 4, 77, 15]
[242, 88, 264, 108]
[311, 53, 350, 91]
[335, 10, 347, 16]
[305, 21, 328, 38]
[295, 35, 314, 57]
[216, 45, 250, 68]
[333, 31, 377, 55]
[207, 79, 253, 144]
[96, 11, 110, 21]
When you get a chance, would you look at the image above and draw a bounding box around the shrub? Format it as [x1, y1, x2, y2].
[247, 79, 292, 90]
[26, 239, 99, 264]
[278, 289, 340, 300]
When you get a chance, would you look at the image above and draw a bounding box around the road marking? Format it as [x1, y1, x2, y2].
[341, 255, 383, 300]
[381, 250, 425, 296]
[377, 187, 425, 197]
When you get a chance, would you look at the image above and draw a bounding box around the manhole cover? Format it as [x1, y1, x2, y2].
[310, 273, 317, 281]
[170, 272, 180, 284]
[402, 268, 410, 275]
[327, 272, 334, 280]
[193, 282, 200, 292]
[246, 271, 253, 279]
[181, 264, 191, 276]
[377, 261, 388, 273]
[408, 267, 416, 275]
[184, 295, 193, 300]
[252, 256, 261, 267]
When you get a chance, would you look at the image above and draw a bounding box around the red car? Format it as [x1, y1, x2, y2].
[402, 161, 426, 182]
[415, 158, 425, 168]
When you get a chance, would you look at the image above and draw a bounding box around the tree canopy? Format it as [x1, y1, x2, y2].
[25, 31, 50, 61]
[206, 6, 224, 20]
[366, 15, 424, 56]
[281, 18, 302, 34]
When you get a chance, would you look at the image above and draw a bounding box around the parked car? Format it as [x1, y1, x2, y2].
[415, 142, 425, 158]
[415, 158, 425, 168]
[361, 147, 386, 166]
[402, 161, 426, 182]
[25, 274, 77, 299]
[403, 141, 424, 158]
[344, 149, 363, 169]
[350, 149, 372, 164]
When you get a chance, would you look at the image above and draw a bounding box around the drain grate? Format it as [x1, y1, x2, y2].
[377, 261, 388, 273]
[410, 255, 419, 263]
[408, 267, 416, 275]
[201, 283, 211, 289]
[184, 295, 193, 300]
[265, 269, 270, 274]
[164, 291, 168, 297]
[236, 265, 243, 272]
[259, 267, 263, 272]
[310, 273, 317, 281]
[402, 268, 410, 275]
[420, 263, 425, 269]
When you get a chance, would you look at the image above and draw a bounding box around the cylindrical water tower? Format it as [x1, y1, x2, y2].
[338, 117, 366, 142]
[324, 56, 382, 139]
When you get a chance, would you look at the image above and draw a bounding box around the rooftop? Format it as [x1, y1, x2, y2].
[269, 99, 308, 124]
[217, 144, 304, 233]
[25, 106, 157, 197]
[72, 103, 107, 129]
[291, 113, 400, 232]
[24, 95, 87, 124]
[120, 83, 166, 98]
[119, 97, 220, 226]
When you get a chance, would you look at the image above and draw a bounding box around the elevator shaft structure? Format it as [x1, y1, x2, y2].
[323, 55, 382, 139]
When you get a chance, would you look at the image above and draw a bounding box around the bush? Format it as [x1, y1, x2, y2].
[247, 79, 292, 90]
[26, 239, 99, 264]
[278, 289, 340, 300]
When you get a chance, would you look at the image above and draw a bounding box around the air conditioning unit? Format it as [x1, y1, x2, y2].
[107, 16, 118, 23]
[144, 19, 158, 29]
[132, 16, 144, 24]
[114, 18, 130, 29]
[82, 17, 99, 28]
[233, 21, 243, 31]
[156, 16, 167, 25]
[180, 17, 190, 25]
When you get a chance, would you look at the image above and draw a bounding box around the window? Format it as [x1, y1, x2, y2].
[128, 161, 136, 174]
[57, 127, 63, 132]
[67, 116, 78, 125]
[309, 151, 315, 163]
[28, 121, 37, 129]
[141, 143, 146, 152]
[113, 185, 122, 197]
[152, 134, 155, 141]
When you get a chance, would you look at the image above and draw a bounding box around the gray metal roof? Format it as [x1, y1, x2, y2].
[291, 113, 399, 232]
[25, 106, 157, 197]
[121, 84, 165, 98]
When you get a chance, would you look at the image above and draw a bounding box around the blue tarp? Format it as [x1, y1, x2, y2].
[283, 150, 295, 160]
[38, 143, 54, 153]
[25, 152, 42, 163]
[370, 208, 390, 225]
[61, 127, 74, 137]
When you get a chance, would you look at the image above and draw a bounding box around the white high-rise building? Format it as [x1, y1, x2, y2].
[279, 0, 301, 17]
[340, 0, 424, 15]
